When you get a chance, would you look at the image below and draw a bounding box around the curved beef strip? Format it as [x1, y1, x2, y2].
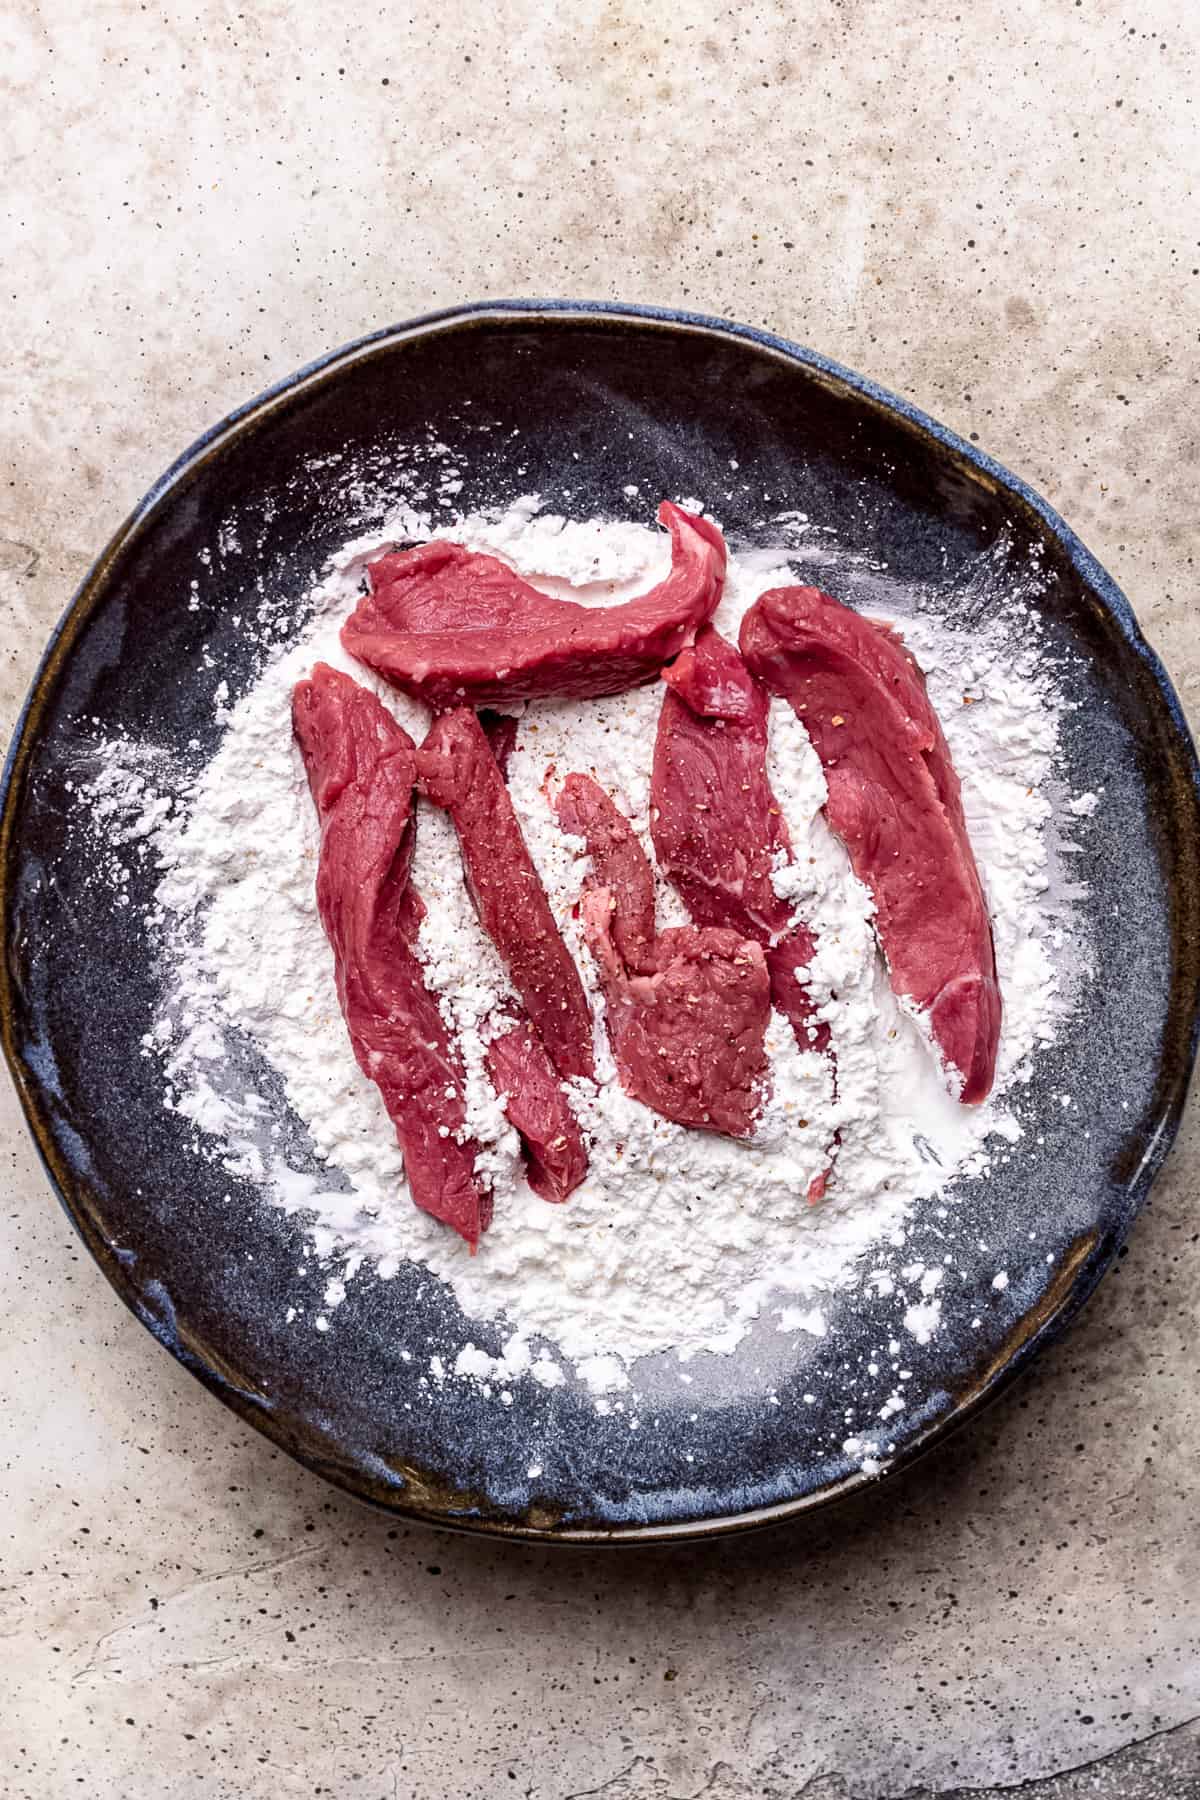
[652, 626, 836, 1198]
[417, 709, 590, 1199]
[416, 707, 596, 1085]
[485, 1022, 589, 1204]
[740, 587, 1001, 1104]
[292, 664, 492, 1248]
[342, 502, 727, 709]
[556, 775, 770, 1139]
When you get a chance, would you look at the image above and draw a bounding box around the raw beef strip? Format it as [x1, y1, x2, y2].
[342, 502, 727, 709]
[292, 663, 492, 1247]
[556, 772, 657, 973]
[485, 1022, 588, 1204]
[652, 626, 835, 1199]
[555, 775, 770, 1138]
[477, 729, 589, 1199]
[416, 708, 595, 1082]
[652, 625, 828, 1053]
[740, 587, 1001, 1103]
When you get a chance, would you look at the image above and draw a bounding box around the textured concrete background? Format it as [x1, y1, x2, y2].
[3, 1, 1199, 1796]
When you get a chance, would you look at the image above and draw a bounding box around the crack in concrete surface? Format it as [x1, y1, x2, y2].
[0, 537, 39, 578]
[903, 1711, 1200, 1800]
[564, 1761, 730, 1800]
[69, 1543, 332, 1685]
[558, 1716, 1200, 1800]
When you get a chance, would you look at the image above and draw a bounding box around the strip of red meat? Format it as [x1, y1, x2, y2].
[652, 625, 828, 1054]
[471, 733, 589, 1199]
[555, 775, 770, 1138]
[556, 772, 657, 974]
[652, 626, 835, 1199]
[342, 502, 727, 709]
[416, 708, 596, 1082]
[292, 664, 492, 1248]
[740, 587, 1001, 1104]
[485, 1022, 589, 1203]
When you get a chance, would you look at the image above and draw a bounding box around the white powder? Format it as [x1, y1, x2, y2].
[903, 1299, 943, 1346]
[77, 494, 1088, 1399]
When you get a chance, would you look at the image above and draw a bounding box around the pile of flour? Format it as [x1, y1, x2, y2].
[79, 494, 1087, 1397]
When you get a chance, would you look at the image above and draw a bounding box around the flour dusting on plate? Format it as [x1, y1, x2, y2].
[73, 486, 1092, 1407]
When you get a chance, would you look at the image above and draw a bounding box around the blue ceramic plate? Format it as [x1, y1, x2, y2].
[3, 302, 1198, 1541]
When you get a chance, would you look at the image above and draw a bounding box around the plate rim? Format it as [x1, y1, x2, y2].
[3, 298, 1198, 1544]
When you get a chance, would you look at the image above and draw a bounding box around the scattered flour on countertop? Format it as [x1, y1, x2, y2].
[75, 494, 1089, 1398]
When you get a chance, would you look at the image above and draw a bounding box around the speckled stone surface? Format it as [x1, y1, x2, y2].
[3, 3, 1199, 1796]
